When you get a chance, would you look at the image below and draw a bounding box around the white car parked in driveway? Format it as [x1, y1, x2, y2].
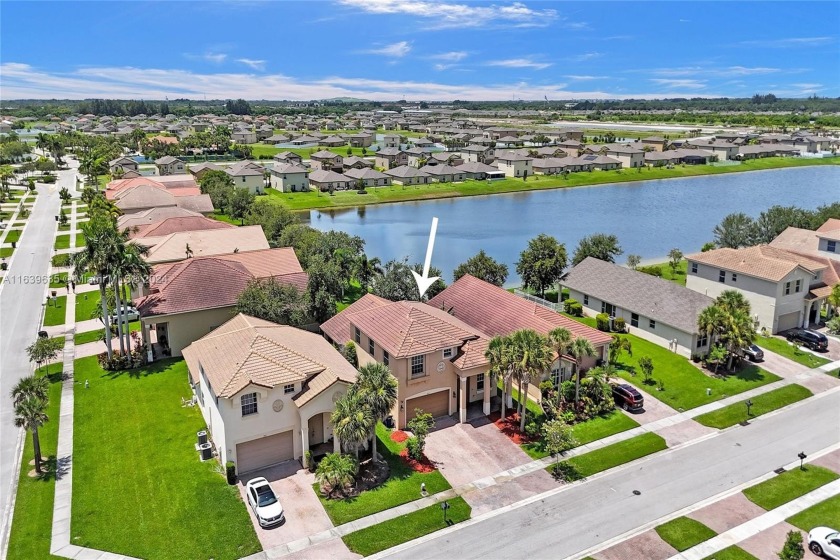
[110, 306, 139, 323]
[245, 477, 284, 527]
[809, 527, 840, 559]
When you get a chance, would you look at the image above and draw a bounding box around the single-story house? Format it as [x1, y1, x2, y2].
[188, 162, 223, 180]
[455, 162, 506, 180]
[419, 164, 465, 183]
[384, 165, 430, 185]
[308, 169, 354, 191]
[343, 167, 392, 188]
[343, 156, 374, 170]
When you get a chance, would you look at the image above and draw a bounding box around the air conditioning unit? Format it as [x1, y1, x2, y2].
[199, 443, 212, 461]
[197, 430, 207, 446]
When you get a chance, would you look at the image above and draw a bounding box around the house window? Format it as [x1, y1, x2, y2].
[696, 334, 708, 348]
[410, 355, 425, 378]
[784, 281, 791, 295]
[649, 319, 656, 329]
[284, 384, 295, 394]
[795, 279, 802, 293]
[732, 273, 737, 282]
[692, 263, 699, 274]
[368, 338, 375, 355]
[443, 348, 453, 359]
[354, 327, 361, 344]
[383, 351, 389, 366]
[241, 176, 246, 183]
[241, 393, 258, 416]
[583, 294, 589, 306]
[476, 373, 485, 391]
[828, 240, 837, 253]
[718, 270, 726, 283]
[601, 301, 606, 313]
[631, 313, 639, 328]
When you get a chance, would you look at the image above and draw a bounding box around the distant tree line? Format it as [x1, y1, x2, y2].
[711, 203, 840, 249]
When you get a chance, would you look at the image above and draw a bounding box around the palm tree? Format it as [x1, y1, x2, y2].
[355, 255, 383, 292]
[315, 452, 358, 498]
[510, 329, 552, 432]
[11, 375, 50, 406]
[14, 396, 49, 474]
[698, 304, 726, 348]
[485, 335, 513, 419]
[609, 335, 633, 365]
[331, 390, 374, 458]
[112, 240, 151, 355]
[569, 337, 596, 406]
[355, 363, 397, 462]
[548, 327, 573, 407]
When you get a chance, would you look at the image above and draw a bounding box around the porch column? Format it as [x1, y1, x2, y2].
[142, 322, 153, 363]
[803, 300, 813, 328]
[301, 424, 309, 467]
[458, 376, 467, 424]
[482, 376, 491, 416]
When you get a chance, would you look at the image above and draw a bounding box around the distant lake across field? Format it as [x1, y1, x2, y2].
[307, 166, 840, 285]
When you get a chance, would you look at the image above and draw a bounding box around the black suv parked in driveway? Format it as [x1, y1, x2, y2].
[611, 383, 644, 411]
[785, 328, 829, 351]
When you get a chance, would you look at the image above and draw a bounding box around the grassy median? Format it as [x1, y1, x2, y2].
[694, 384, 813, 429]
[655, 516, 717, 551]
[743, 465, 839, 511]
[549, 432, 667, 480]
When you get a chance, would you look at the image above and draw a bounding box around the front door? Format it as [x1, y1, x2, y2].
[309, 413, 324, 446]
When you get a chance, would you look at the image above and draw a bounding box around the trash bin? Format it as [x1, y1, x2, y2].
[384, 415, 394, 429]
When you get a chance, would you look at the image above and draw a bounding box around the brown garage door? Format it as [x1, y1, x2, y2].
[406, 391, 449, 422]
[236, 431, 294, 474]
[777, 312, 800, 333]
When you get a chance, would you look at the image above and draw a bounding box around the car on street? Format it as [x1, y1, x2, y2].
[245, 477, 284, 527]
[611, 383, 644, 411]
[742, 344, 764, 362]
[111, 306, 139, 322]
[785, 328, 829, 351]
[808, 526, 840, 559]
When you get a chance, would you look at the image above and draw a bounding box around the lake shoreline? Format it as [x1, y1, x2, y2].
[284, 157, 840, 213]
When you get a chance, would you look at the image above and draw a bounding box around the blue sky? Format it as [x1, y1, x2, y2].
[1, 1, 838, 100]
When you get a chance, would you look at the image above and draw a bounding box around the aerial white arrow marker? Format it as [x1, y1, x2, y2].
[411, 216, 441, 298]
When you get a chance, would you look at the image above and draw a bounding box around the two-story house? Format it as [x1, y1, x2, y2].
[269, 163, 310, 192]
[183, 314, 358, 474]
[494, 150, 533, 178]
[155, 155, 186, 175]
[309, 150, 344, 172]
[374, 147, 408, 170]
[685, 245, 828, 333]
[225, 161, 265, 194]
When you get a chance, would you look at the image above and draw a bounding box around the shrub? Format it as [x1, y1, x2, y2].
[596, 313, 610, 332]
[779, 530, 804, 560]
[827, 316, 840, 335]
[304, 450, 314, 472]
[40, 174, 57, 184]
[226, 461, 237, 485]
[342, 341, 358, 367]
[405, 436, 423, 460]
[316, 452, 358, 498]
[524, 420, 541, 439]
[613, 316, 626, 333]
[51, 254, 71, 267]
[563, 298, 579, 314]
[639, 356, 655, 384]
[568, 302, 583, 316]
[637, 265, 663, 277]
[542, 418, 577, 456]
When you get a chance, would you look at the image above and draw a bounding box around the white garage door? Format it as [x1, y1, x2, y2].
[777, 312, 800, 333]
[236, 431, 294, 474]
[406, 391, 450, 421]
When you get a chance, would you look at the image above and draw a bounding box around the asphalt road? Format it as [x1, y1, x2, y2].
[383, 390, 840, 560]
[0, 163, 73, 546]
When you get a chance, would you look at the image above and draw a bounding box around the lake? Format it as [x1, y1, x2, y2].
[307, 166, 840, 285]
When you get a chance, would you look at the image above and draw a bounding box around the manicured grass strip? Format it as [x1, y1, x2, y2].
[743, 465, 839, 511]
[753, 335, 831, 368]
[4, 228, 22, 243]
[5, 370, 64, 560]
[0, 246, 14, 257]
[703, 545, 758, 560]
[43, 295, 67, 326]
[641, 260, 688, 286]
[74, 321, 139, 345]
[694, 385, 813, 429]
[54, 235, 71, 250]
[342, 497, 471, 556]
[549, 432, 667, 480]
[522, 410, 639, 459]
[74, 292, 102, 322]
[497, 377, 545, 419]
[787, 494, 840, 531]
[655, 516, 717, 552]
[317, 423, 452, 526]
[71, 357, 260, 559]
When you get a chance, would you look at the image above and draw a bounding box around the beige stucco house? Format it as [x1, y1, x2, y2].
[155, 155, 186, 175]
[269, 163, 310, 192]
[225, 161, 265, 194]
[494, 150, 534, 178]
[183, 314, 357, 474]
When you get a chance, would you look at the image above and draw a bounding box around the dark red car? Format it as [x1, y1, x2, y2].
[612, 383, 644, 411]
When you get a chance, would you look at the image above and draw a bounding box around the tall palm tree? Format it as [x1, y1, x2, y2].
[548, 327, 573, 407]
[355, 363, 398, 462]
[331, 390, 374, 459]
[698, 304, 726, 347]
[569, 337, 596, 406]
[14, 396, 49, 474]
[11, 375, 50, 406]
[485, 335, 514, 419]
[112, 240, 151, 355]
[355, 255, 383, 292]
[510, 329, 552, 432]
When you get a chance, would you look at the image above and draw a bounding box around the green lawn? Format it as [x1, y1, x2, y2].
[550, 432, 667, 480]
[702, 545, 758, 560]
[694, 385, 813, 429]
[74, 292, 102, 322]
[787, 494, 840, 531]
[753, 335, 831, 368]
[75, 321, 140, 345]
[75, 232, 86, 247]
[248, 143, 371, 159]
[607, 331, 780, 411]
[0, 246, 14, 258]
[640, 260, 688, 286]
[743, 466, 839, 511]
[497, 377, 545, 419]
[53, 235, 71, 250]
[337, 279, 365, 312]
[317, 423, 452, 526]
[265, 157, 840, 211]
[4, 228, 22, 243]
[43, 295, 67, 326]
[342, 496, 471, 556]
[5, 370, 64, 560]
[71, 357, 260, 559]
[522, 410, 639, 459]
[655, 516, 717, 551]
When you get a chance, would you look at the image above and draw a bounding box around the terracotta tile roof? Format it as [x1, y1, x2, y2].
[817, 218, 840, 234]
[117, 207, 202, 230]
[687, 245, 827, 282]
[135, 248, 306, 317]
[770, 227, 823, 255]
[452, 338, 490, 370]
[106, 175, 198, 198]
[137, 225, 269, 264]
[427, 275, 612, 346]
[320, 293, 391, 345]
[182, 314, 357, 398]
[131, 216, 234, 239]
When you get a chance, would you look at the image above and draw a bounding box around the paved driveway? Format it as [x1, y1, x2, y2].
[237, 461, 337, 550]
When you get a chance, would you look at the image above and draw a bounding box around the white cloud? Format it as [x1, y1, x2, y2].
[739, 36, 836, 47]
[568, 52, 602, 62]
[337, 0, 559, 29]
[649, 66, 783, 78]
[236, 58, 266, 71]
[429, 51, 468, 61]
[0, 62, 733, 101]
[564, 75, 608, 81]
[650, 78, 707, 90]
[184, 52, 228, 63]
[362, 41, 411, 57]
[486, 58, 552, 70]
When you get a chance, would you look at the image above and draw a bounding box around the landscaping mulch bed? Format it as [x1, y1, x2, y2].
[398, 449, 436, 473]
[390, 429, 409, 443]
[321, 458, 390, 499]
[489, 412, 535, 445]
